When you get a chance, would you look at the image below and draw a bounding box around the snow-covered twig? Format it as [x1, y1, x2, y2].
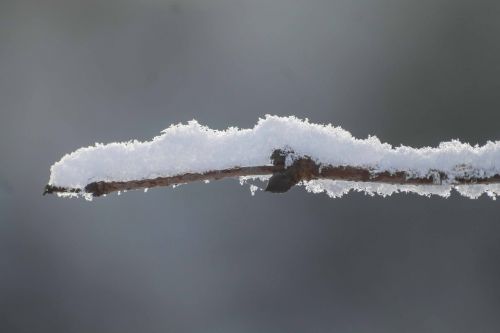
[45, 116, 500, 199]
[44, 149, 500, 197]
[44, 165, 277, 197]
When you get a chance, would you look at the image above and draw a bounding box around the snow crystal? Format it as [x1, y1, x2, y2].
[249, 185, 259, 196]
[303, 180, 453, 198]
[239, 175, 271, 186]
[48, 115, 500, 199]
[301, 180, 500, 200]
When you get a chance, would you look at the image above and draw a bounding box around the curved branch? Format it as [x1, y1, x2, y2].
[44, 165, 278, 197]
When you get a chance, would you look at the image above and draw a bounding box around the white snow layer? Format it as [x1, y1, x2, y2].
[49, 115, 500, 199]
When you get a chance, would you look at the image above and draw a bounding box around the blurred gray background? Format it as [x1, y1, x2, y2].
[2, 0, 500, 332]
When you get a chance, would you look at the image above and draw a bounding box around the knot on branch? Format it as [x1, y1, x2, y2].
[265, 149, 320, 193]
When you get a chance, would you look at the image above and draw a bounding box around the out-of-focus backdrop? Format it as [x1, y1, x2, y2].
[2, 0, 500, 332]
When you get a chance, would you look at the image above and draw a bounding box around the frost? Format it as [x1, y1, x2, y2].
[249, 185, 259, 196]
[48, 115, 500, 199]
[303, 180, 453, 198]
[302, 180, 500, 199]
[239, 175, 271, 186]
[239, 175, 268, 196]
[285, 154, 295, 168]
[55, 192, 79, 199]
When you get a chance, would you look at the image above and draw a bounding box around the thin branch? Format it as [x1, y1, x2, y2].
[44, 149, 500, 197]
[44, 166, 278, 197]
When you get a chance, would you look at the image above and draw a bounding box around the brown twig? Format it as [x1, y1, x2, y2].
[44, 149, 500, 197]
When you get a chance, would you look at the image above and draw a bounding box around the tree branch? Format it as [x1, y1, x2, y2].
[44, 149, 500, 197]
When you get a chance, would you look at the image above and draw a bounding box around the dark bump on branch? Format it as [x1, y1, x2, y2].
[266, 149, 319, 193]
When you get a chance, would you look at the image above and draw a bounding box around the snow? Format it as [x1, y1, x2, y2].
[301, 180, 500, 199]
[49, 115, 500, 199]
[234, 177, 500, 200]
[249, 185, 260, 196]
